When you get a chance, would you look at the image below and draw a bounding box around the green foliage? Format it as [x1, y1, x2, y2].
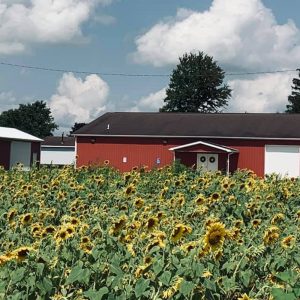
[160, 52, 232, 113]
[0, 100, 58, 138]
[69, 122, 86, 135]
[286, 69, 300, 113]
[0, 166, 300, 299]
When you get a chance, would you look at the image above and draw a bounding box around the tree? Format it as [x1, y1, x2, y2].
[0, 100, 58, 138]
[286, 69, 300, 113]
[160, 52, 231, 113]
[69, 122, 86, 135]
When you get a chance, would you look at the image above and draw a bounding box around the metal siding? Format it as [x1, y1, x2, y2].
[0, 139, 10, 170]
[77, 137, 178, 172]
[41, 147, 76, 165]
[10, 141, 31, 170]
[76, 137, 300, 175]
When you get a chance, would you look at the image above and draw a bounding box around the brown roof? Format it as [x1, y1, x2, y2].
[42, 136, 75, 147]
[73, 112, 300, 139]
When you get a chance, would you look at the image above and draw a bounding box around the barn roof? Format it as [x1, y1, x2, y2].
[73, 112, 300, 140]
[0, 127, 43, 142]
[42, 136, 75, 147]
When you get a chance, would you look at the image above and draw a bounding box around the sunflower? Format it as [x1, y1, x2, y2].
[64, 224, 76, 236]
[81, 236, 90, 244]
[281, 236, 296, 249]
[170, 224, 191, 243]
[44, 225, 56, 234]
[263, 226, 280, 245]
[234, 219, 243, 228]
[54, 228, 70, 244]
[7, 209, 17, 223]
[70, 217, 80, 227]
[210, 192, 220, 201]
[146, 238, 165, 252]
[145, 217, 159, 231]
[194, 194, 206, 205]
[80, 242, 94, 254]
[134, 197, 144, 209]
[109, 216, 127, 235]
[251, 219, 261, 228]
[180, 241, 198, 253]
[214, 250, 223, 261]
[123, 172, 131, 182]
[21, 213, 33, 225]
[13, 246, 33, 262]
[143, 256, 152, 265]
[125, 184, 136, 196]
[271, 213, 285, 224]
[203, 222, 227, 251]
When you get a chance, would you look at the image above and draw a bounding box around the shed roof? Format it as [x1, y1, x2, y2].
[73, 112, 300, 140]
[42, 136, 75, 147]
[0, 127, 43, 142]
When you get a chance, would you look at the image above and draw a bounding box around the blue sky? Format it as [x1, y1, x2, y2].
[0, 0, 300, 133]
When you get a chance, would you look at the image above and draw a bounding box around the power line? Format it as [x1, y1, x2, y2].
[0, 61, 298, 77]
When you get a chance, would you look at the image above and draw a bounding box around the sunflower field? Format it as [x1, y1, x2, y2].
[0, 163, 300, 300]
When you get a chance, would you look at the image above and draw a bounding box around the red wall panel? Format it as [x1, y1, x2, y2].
[0, 139, 10, 170]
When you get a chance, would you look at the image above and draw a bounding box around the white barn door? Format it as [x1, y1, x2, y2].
[197, 154, 218, 171]
[10, 141, 31, 170]
[265, 145, 300, 177]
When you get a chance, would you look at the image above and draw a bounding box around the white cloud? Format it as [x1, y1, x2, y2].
[0, 0, 113, 54]
[0, 91, 17, 112]
[133, 0, 300, 70]
[130, 88, 166, 112]
[48, 73, 109, 128]
[227, 73, 294, 112]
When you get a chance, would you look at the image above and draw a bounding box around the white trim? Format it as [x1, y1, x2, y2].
[169, 141, 238, 153]
[75, 136, 78, 169]
[73, 134, 300, 141]
[41, 145, 75, 148]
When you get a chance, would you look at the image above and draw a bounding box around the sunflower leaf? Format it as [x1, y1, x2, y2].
[134, 278, 150, 298]
[159, 271, 172, 285]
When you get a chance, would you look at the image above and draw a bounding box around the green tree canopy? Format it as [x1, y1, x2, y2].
[286, 69, 300, 113]
[160, 52, 232, 113]
[69, 122, 86, 135]
[0, 100, 58, 138]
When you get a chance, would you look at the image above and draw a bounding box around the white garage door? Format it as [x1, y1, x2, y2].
[10, 141, 31, 170]
[265, 145, 300, 177]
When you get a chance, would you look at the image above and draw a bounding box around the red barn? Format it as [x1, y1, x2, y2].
[73, 112, 300, 177]
[0, 127, 42, 170]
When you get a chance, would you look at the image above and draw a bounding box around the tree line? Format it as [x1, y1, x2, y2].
[0, 52, 299, 138]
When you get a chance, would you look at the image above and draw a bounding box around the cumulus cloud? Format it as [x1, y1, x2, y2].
[133, 0, 300, 70]
[130, 88, 166, 112]
[48, 73, 109, 129]
[0, 0, 113, 54]
[227, 73, 294, 113]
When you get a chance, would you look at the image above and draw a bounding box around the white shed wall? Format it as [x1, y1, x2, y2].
[41, 147, 75, 165]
